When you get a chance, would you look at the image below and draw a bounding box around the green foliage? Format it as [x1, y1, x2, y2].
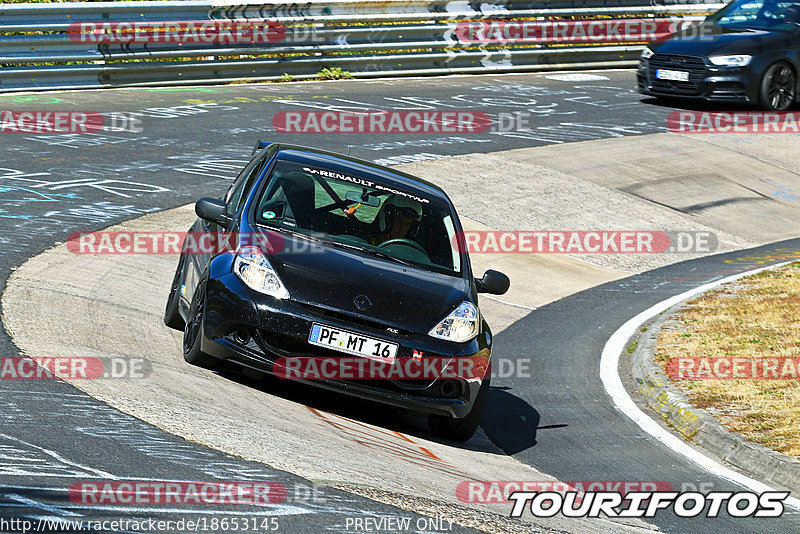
[317, 67, 354, 80]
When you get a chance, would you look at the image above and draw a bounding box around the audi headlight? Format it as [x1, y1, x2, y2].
[429, 302, 479, 342]
[234, 245, 289, 299]
[709, 55, 752, 67]
[640, 47, 654, 60]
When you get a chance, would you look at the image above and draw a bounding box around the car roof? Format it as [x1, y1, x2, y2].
[269, 144, 451, 203]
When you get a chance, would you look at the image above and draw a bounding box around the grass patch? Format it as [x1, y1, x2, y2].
[654, 262, 800, 459]
[317, 67, 354, 80]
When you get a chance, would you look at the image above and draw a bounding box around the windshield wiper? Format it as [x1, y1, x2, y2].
[255, 224, 331, 246]
[254, 225, 419, 267]
[332, 241, 418, 268]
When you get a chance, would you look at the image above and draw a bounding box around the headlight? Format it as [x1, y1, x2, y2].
[709, 55, 752, 67]
[640, 47, 654, 60]
[429, 302, 479, 342]
[234, 245, 289, 299]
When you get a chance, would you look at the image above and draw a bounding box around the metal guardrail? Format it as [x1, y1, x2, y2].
[0, 0, 726, 92]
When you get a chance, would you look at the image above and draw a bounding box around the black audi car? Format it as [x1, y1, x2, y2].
[638, 0, 800, 110]
[164, 142, 509, 441]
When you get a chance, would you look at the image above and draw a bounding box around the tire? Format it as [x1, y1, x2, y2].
[183, 278, 218, 369]
[428, 372, 490, 442]
[760, 62, 797, 111]
[164, 255, 186, 331]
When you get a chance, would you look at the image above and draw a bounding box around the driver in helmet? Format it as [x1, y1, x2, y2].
[369, 195, 423, 246]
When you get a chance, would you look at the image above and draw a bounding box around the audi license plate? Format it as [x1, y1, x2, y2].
[655, 69, 690, 82]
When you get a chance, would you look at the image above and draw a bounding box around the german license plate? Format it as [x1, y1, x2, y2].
[308, 323, 398, 364]
[655, 69, 689, 82]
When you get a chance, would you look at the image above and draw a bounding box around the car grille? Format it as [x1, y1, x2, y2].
[253, 329, 445, 392]
[298, 303, 413, 337]
[708, 82, 748, 100]
[648, 54, 706, 96]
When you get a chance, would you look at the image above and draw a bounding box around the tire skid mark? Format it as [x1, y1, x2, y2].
[307, 407, 462, 476]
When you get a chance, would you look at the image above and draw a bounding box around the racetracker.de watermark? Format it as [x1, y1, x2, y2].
[273, 111, 492, 134]
[666, 357, 800, 380]
[274, 110, 647, 135]
[0, 357, 149, 380]
[454, 18, 686, 44]
[455, 231, 717, 254]
[67, 231, 307, 255]
[69, 481, 286, 505]
[460, 18, 733, 44]
[274, 356, 491, 381]
[668, 111, 800, 134]
[0, 111, 142, 134]
[68, 20, 285, 44]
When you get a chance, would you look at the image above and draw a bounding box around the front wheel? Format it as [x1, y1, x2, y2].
[760, 62, 796, 111]
[428, 373, 490, 442]
[183, 279, 218, 369]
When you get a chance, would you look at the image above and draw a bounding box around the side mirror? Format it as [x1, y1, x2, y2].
[476, 269, 510, 295]
[195, 197, 233, 228]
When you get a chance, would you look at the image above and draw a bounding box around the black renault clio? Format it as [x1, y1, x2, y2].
[164, 142, 509, 441]
[638, 0, 800, 110]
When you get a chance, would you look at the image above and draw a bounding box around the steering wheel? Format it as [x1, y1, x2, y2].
[377, 238, 429, 256]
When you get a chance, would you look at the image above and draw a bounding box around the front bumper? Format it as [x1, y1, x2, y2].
[198, 271, 491, 419]
[637, 55, 757, 104]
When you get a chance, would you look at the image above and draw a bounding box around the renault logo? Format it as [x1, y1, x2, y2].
[353, 294, 372, 311]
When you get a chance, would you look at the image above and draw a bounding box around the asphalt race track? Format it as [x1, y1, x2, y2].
[0, 71, 798, 533]
[0, 71, 673, 260]
[0, 379, 480, 532]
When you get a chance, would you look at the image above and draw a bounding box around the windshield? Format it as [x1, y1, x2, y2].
[707, 0, 800, 31]
[252, 159, 464, 276]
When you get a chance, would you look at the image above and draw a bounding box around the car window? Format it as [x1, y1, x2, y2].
[710, 0, 800, 29]
[714, 1, 762, 24]
[225, 154, 267, 216]
[253, 159, 463, 276]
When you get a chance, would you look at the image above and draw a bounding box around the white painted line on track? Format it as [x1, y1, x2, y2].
[7, 494, 81, 516]
[0, 433, 117, 480]
[599, 261, 800, 510]
[482, 294, 537, 311]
